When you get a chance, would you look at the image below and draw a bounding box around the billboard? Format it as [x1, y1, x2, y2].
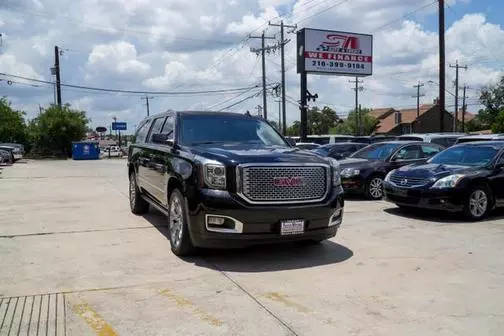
[297, 28, 373, 76]
[112, 122, 127, 131]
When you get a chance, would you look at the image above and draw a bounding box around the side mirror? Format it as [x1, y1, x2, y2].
[152, 133, 174, 146]
[285, 138, 296, 146]
[496, 162, 504, 170]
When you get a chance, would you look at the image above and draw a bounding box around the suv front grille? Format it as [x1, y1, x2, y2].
[389, 172, 429, 187]
[238, 165, 328, 204]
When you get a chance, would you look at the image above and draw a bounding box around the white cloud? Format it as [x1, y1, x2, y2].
[0, 54, 41, 79]
[86, 41, 150, 77]
[226, 7, 279, 35]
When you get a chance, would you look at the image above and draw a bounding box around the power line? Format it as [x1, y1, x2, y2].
[372, 0, 438, 32]
[0, 72, 265, 96]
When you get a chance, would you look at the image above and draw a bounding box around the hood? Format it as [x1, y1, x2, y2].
[185, 143, 330, 166]
[338, 157, 383, 170]
[393, 163, 478, 179]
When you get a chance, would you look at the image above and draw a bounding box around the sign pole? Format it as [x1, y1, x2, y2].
[300, 71, 308, 142]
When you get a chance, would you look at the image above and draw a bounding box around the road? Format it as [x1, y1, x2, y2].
[1, 159, 503, 335]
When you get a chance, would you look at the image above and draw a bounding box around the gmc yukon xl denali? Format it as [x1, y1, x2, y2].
[128, 111, 344, 256]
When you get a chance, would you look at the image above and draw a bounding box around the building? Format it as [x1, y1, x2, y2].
[373, 103, 456, 135]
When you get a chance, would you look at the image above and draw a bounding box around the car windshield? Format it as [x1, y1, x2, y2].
[429, 145, 499, 166]
[350, 143, 402, 160]
[179, 114, 287, 147]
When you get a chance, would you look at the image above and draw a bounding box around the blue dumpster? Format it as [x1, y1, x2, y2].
[72, 141, 100, 160]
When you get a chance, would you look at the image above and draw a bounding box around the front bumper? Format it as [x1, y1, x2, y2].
[341, 176, 365, 194]
[186, 187, 344, 248]
[383, 182, 465, 212]
[13, 153, 23, 160]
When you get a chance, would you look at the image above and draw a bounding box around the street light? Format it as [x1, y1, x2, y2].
[427, 80, 456, 97]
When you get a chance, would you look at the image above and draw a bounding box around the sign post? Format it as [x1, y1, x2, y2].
[297, 28, 373, 140]
[112, 122, 127, 149]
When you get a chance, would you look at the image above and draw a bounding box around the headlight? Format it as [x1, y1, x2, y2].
[327, 158, 341, 186]
[384, 170, 395, 182]
[431, 174, 465, 189]
[203, 163, 226, 189]
[340, 168, 360, 178]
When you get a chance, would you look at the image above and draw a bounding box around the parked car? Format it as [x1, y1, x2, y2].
[369, 135, 398, 143]
[339, 141, 444, 199]
[0, 146, 16, 163]
[128, 111, 344, 256]
[290, 135, 355, 144]
[0, 149, 12, 164]
[312, 142, 368, 160]
[295, 142, 321, 150]
[0, 144, 23, 161]
[455, 134, 504, 144]
[384, 141, 504, 220]
[397, 133, 466, 147]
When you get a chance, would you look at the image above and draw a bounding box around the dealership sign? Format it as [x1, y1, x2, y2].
[297, 28, 373, 76]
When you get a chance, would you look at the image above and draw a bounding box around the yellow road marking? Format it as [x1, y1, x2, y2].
[159, 289, 223, 327]
[72, 303, 118, 336]
[264, 292, 311, 313]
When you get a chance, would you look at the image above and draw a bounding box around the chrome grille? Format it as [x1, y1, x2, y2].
[239, 165, 328, 203]
[389, 172, 429, 187]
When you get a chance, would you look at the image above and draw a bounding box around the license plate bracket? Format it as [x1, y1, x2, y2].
[280, 219, 305, 235]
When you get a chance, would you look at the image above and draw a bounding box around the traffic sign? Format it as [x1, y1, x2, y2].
[112, 122, 127, 131]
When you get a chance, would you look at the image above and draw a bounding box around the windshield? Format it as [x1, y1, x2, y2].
[179, 114, 287, 147]
[429, 145, 498, 166]
[351, 143, 401, 160]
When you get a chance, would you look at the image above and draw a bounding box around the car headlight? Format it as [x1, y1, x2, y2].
[431, 174, 465, 189]
[203, 163, 226, 189]
[384, 170, 395, 182]
[327, 158, 341, 186]
[340, 168, 360, 178]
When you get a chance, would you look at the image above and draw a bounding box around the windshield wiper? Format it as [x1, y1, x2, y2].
[191, 141, 224, 145]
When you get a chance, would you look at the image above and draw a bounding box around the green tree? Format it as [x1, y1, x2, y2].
[0, 97, 28, 145]
[286, 121, 300, 136]
[28, 104, 90, 157]
[331, 108, 378, 136]
[285, 106, 341, 136]
[478, 76, 504, 132]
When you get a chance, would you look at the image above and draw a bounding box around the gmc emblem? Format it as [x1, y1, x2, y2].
[273, 176, 304, 187]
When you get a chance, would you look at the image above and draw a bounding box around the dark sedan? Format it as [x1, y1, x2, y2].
[384, 141, 504, 220]
[339, 141, 444, 199]
[312, 142, 368, 160]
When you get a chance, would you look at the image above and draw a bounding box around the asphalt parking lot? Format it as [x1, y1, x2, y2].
[1, 159, 503, 335]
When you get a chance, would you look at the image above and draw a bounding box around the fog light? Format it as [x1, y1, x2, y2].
[207, 216, 225, 225]
[329, 209, 343, 227]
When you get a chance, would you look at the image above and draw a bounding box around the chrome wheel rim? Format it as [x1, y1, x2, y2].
[169, 195, 184, 248]
[129, 177, 136, 209]
[369, 178, 384, 199]
[469, 190, 487, 217]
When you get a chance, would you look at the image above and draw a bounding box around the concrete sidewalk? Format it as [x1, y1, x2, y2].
[1, 160, 503, 335]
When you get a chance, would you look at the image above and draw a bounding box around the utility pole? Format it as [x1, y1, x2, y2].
[438, 0, 446, 131]
[141, 96, 154, 117]
[54, 46, 62, 107]
[349, 77, 364, 136]
[275, 99, 282, 131]
[269, 20, 297, 135]
[250, 32, 276, 119]
[450, 60, 468, 132]
[462, 85, 468, 133]
[358, 104, 362, 136]
[412, 81, 425, 118]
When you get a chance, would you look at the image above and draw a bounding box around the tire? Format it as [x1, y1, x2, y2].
[463, 184, 492, 221]
[168, 189, 195, 256]
[129, 172, 149, 215]
[365, 176, 384, 200]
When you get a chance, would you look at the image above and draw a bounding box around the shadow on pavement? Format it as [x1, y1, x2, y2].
[143, 211, 353, 272]
[383, 206, 504, 224]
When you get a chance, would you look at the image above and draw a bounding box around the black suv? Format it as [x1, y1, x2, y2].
[384, 141, 504, 220]
[128, 111, 344, 256]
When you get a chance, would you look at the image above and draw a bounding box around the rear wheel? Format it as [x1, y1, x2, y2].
[129, 172, 149, 214]
[366, 176, 384, 200]
[168, 189, 195, 256]
[463, 185, 492, 221]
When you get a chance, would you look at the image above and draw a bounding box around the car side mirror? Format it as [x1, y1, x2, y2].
[496, 163, 504, 170]
[285, 138, 296, 146]
[152, 133, 174, 146]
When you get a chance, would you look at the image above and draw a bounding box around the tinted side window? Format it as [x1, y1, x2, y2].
[394, 145, 422, 160]
[147, 117, 166, 143]
[135, 120, 152, 144]
[160, 116, 174, 139]
[421, 145, 442, 158]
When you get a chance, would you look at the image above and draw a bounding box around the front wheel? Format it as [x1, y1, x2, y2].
[366, 176, 384, 200]
[463, 185, 492, 221]
[168, 189, 195, 256]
